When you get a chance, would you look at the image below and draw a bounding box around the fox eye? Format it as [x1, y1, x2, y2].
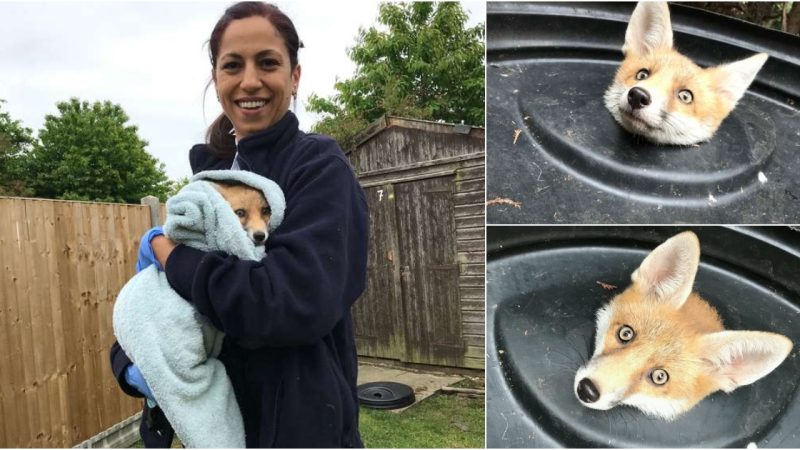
[235, 209, 246, 218]
[635, 69, 650, 80]
[651, 368, 669, 385]
[678, 89, 693, 104]
[262, 207, 271, 215]
[617, 325, 635, 343]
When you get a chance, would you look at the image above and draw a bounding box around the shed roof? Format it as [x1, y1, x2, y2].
[348, 115, 485, 154]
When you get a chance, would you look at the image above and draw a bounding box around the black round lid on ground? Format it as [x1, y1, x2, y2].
[358, 382, 416, 409]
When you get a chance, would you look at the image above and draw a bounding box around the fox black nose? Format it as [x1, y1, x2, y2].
[628, 87, 651, 109]
[577, 378, 600, 403]
[252, 231, 266, 245]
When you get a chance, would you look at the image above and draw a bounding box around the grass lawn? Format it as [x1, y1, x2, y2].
[360, 379, 485, 448]
[133, 377, 485, 448]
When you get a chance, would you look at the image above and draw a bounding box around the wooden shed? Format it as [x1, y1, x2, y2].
[347, 116, 485, 370]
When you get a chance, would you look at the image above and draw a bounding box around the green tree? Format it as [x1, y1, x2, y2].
[25, 98, 172, 203]
[0, 100, 36, 196]
[168, 176, 191, 197]
[307, 2, 485, 149]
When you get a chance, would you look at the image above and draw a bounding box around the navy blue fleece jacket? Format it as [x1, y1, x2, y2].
[111, 111, 368, 447]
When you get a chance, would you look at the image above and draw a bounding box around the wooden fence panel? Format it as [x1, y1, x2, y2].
[0, 197, 151, 447]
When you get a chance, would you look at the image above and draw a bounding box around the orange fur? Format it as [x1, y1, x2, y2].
[613, 49, 737, 133]
[575, 231, 793, 419]
[604, 2, 768, 145]
[211, 182, 272, 246]
[592, 289, 724, 413]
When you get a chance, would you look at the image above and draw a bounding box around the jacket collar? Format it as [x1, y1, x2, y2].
[237, 110, 299, 157]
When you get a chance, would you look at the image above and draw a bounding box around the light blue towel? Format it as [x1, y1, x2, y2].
[113, 170, 285, 448]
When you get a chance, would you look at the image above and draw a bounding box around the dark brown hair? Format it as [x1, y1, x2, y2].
[205, 2, 302, 157]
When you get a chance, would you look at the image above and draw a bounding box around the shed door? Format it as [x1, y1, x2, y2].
[352, 184, 405, 361]
[394, 176, 464, 366]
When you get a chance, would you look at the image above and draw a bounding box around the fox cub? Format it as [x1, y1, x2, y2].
[210, 181, 272, 246]
[605, 2, 768, 145]
[574, 231, 792, 420]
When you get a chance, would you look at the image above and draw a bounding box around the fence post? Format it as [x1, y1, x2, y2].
[140, 196, 162, 227]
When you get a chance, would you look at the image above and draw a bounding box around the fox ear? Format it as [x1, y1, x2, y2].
[631, 231, 700, 308]
[700, 331, 793, 392]
[623, 2, 673, 56]
[710, 53, 768, 107]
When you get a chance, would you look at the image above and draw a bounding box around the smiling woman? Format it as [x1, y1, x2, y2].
[109, 2, 368, 448]
[207, 3, 303, 152]
[213, 15, 301, 140]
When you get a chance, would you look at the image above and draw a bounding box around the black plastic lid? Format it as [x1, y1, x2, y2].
[358, 382, 416, 410]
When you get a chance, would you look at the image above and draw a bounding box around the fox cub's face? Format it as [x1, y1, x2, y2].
[605, 2, 768, 145]
[211, 182, 272, 246]
[575, 231, 792, 420]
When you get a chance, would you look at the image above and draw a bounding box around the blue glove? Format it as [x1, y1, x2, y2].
[136, 227, 164, 272]
[125, 363, 157, 408]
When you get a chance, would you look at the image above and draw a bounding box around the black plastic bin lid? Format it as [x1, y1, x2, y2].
[487, 3, 800, 224]
[486, 226, 800, 448]
[358, 382, 416, 410]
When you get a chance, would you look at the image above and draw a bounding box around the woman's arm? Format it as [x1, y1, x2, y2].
[152, 236, 177, 268]
[163, 155, 367, 347]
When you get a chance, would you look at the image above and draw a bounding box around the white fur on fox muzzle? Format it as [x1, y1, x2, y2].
[604, 82, 714, 145]
[575, 361, 690, 419]
[574, 364, 624, 410]
[607, 83, 665, 130]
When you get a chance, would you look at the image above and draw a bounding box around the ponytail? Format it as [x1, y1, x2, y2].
[206, 113, 236, 158]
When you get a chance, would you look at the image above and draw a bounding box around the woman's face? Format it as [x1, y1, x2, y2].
[214, 16, 301, 140]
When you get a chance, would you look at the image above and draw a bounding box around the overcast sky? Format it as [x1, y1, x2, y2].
[0, 1, 485, 180]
